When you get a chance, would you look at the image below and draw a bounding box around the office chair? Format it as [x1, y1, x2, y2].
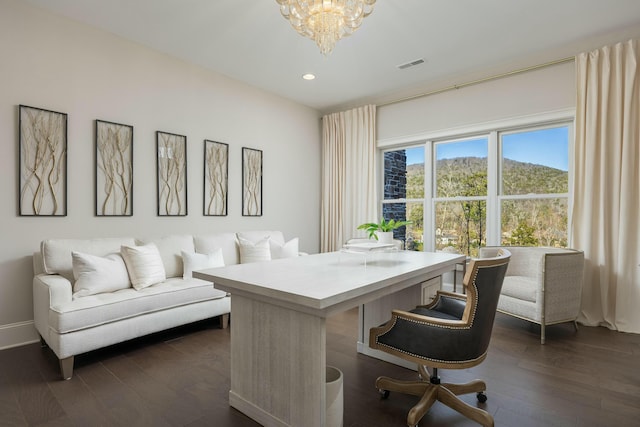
[369, 249, 511, 427]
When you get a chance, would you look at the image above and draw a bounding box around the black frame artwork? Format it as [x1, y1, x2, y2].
[18, 105, 68, 216]
[95, 120, 134, 216]
[156, 131, 187, 216]
[242, 147, 262, 216]
[204, 140, 229, 216]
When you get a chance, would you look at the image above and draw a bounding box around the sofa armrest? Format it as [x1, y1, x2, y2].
[34, 274, 73, 306]
[33, 274, 73, 338]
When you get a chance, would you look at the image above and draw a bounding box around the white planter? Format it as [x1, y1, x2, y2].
[326, 366, 343, 427]
[376, 231, 394, 244]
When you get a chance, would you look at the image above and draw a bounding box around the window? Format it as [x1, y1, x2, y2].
[499, 126, 569, 247]
[434, 137, 488, 257]
[381, 118, 571, 256]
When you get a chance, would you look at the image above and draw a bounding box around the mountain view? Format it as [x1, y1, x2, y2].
[403, 157, 568, 255]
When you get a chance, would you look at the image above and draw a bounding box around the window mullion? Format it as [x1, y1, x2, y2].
[424, 140, 434, 251]
[487, 131, 500, 246]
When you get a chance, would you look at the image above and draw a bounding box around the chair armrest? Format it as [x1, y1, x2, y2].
[542, 251, 584, 320]
[481, 246, 544, 279]
[412, 292, 468, 324]
[433, 290, 466, 301]
[419, 290, 466, 309]
[390, 308, 466, 328]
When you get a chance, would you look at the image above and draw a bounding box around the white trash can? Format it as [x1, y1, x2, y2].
[326, 366, 343, 427]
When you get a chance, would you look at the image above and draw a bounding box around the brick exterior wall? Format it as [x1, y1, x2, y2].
[383, 151, 407, 242]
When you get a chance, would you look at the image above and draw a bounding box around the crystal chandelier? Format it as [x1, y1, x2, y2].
[275, 0, 376, 56]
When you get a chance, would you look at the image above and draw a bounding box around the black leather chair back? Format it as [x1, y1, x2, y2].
[371, 251, 510, 367]
[465, 258, 510, 358]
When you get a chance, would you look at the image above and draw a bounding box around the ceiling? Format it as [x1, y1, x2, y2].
[24, 0, 640, 114]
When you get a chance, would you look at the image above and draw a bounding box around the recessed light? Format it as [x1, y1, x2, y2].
[302, 73, 316, 80]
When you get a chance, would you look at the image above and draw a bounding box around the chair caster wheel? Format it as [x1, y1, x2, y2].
[477, 391, 488, 403]
[379, 389, 390, 399]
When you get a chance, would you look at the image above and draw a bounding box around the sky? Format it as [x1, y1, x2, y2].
[405, 126, 569, 171]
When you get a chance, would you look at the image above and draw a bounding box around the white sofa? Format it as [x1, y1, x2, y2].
[33, 230, 299, 379]
[479, 246, 584, 344]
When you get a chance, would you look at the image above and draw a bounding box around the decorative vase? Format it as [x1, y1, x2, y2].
[376, 231, 394, 244]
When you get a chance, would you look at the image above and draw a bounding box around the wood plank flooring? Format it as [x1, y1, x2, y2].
[1, 309, 639, 426]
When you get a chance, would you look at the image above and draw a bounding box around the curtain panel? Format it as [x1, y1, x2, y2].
[572, 39, 640, 333]
[321, 105, 377, 252]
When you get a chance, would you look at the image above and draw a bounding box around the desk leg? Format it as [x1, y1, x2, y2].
[229, 295, 326, 427]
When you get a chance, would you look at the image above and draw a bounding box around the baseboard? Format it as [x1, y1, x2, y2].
[0, 320, 40, 350]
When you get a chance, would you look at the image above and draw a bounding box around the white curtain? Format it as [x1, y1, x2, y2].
[321, 105, 377, 252]
[572, 39, 640, 333]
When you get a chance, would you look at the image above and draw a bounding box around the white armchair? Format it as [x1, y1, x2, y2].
[479, 246, 584, 344]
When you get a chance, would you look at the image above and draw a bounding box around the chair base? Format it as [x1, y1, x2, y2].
[376, 368, 494, 427]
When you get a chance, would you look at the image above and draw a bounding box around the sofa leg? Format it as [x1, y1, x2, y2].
[60, 356, 74, 380]
[219, 313, 230, 329]
[39, 335, 48, 348]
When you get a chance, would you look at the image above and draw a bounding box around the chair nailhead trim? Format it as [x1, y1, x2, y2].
[373, 265, 492, 365]
[374, 338, 486, 365]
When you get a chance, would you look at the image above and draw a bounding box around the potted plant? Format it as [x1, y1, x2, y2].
[357, 218, 411, 244]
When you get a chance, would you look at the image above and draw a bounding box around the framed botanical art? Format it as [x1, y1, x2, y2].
[242, 147, 262, 216]
[18, 105, 68, 216]
[95, 120, 133, 216]
[156, 131, 187, 216]
[204, 140, 228, 216]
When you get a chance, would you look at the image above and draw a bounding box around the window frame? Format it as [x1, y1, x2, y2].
[497, 122, 572, 247]
[378, 110, 575, 254]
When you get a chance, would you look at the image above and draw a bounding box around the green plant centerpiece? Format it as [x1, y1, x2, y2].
[357, 218, 411, 243]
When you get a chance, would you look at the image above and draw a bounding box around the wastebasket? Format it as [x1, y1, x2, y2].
[326, 366, 343, 427]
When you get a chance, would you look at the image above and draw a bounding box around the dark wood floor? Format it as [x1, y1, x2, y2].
[1, 309, 639, 427]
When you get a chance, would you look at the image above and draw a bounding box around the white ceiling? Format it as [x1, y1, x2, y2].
[24, 0, 640, 114]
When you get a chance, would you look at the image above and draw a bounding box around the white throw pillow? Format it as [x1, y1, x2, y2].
[269, 237, 299, 259]
[120, 243, 166, 290]
[182, 249, 225, 279]
[237, 236, 271, 264]
[138, 234, 195, 278]
[71, 251, 131, 298]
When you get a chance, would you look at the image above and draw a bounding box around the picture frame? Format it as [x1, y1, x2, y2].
[18, 105, 68, 216]
[156, 131, 187, 216]
[204, 140, 228, 216]
[242, 147, 262, 216]
[95, 120, 133, 216]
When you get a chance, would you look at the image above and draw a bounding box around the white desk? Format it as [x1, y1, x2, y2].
[194, 250, 464, 427]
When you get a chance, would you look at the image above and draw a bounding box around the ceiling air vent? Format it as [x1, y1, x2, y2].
[397, 58, 425, 70]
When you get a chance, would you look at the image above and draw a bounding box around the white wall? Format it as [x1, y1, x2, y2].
[377, 61, 576, 143]
[0, 0, 321, 348]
